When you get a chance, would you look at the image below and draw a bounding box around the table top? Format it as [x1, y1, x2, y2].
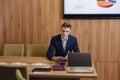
[0, 56, 97, 78]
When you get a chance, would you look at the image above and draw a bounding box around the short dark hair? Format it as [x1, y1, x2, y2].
[62, 22, 72, 29]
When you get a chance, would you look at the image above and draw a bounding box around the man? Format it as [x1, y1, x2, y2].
[47, 22, 80, 62]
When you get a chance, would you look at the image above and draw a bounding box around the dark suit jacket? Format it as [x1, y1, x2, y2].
[47, 34, 80, 60]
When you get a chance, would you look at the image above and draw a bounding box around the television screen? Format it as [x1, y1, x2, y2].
[64, 0, 120, 19]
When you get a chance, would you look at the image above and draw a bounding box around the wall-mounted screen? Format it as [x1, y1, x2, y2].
[64, 0, 120, 19]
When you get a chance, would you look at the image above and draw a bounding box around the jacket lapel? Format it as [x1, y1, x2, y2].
[58, 37, 65, 53]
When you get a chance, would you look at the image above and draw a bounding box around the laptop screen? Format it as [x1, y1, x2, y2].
[68, 53, 92, 67]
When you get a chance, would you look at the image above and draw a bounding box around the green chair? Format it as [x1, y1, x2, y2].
[4, 44, 24, 56]
[27, 44, 48, 57]
[0, 65, 29, 80]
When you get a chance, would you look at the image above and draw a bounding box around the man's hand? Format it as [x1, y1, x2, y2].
[53, 56, 64, 62]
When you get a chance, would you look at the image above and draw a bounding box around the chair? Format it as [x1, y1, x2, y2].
[4, 44, 24, 56]
[0, 65, 29, 80]
[27, 44, 48, 57]
[16, 69, 26, 80]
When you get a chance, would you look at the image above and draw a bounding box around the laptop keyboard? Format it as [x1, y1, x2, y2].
[70, 67, 92, 70]
[67, 67, 94, 73]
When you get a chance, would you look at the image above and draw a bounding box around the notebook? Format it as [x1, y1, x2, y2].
[66, 53, 94, 73]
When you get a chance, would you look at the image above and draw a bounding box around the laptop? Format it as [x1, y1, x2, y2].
[66, 52, 94, 73]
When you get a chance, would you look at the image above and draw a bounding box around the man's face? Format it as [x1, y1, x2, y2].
[61, 27, 71, 39]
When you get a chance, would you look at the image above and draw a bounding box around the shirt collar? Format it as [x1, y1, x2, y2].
[61, 35, 68, 41]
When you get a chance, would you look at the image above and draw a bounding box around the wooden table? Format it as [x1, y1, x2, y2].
[0, 56, 97, 80]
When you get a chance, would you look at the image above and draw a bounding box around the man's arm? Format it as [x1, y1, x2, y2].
[73, 37, 80, 52]
[47, 37, 55, 60]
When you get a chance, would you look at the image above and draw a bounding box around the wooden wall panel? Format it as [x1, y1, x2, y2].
[119, 63, 120, 79]
[94, 62, 120, 80]
[0, 0, 120, 80]
[100, 62, 119, 80]
[0, 0, 3, 55]
[1, 0, 120, 61]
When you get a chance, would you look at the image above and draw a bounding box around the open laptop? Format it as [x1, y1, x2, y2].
[66, 52, 94, 73]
